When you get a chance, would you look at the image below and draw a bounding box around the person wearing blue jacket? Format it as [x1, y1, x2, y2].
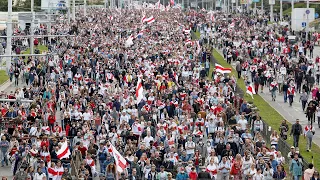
[290, 153, 303, 180]
[176, 167, 188, 180]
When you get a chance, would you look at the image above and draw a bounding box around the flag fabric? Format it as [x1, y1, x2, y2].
[170, 0, 174, 6]
[246, 84, 256, 98]
[210, 13, 215, 22]
[109, 16, 113, 21]
[229, 21, 235, 28]
[141, 15, 146, 23]
[215, 63, 232, 74]
[56, 141, 71, 159]
[185, 39, 194, 45]
[109, 144, 129, 173]
[145, 16, 155, 24]
[136, 77, 144, 104]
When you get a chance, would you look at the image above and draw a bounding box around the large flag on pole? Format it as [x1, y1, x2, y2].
[57, 141, 71, 159]
[215, 63, 232, 74]
[136, 77, 144, 104]
[108, 144, 129, 173]
[246, 84, 256, 99]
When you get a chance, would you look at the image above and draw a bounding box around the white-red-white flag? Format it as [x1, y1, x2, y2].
[57, 141, 71, 159]
[246, 84, 256, 99]
[215, 63, 232, 74]
[145, 16, 155, 24]
[109, 144, 129, 173]
[141, 15, 146, 23]
[136, 77, 144, 104]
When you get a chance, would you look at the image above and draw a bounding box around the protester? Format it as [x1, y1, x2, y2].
[0, 6, 303, 180]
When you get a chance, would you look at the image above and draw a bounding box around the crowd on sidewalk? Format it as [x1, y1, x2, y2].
[1, 5, 320, 180]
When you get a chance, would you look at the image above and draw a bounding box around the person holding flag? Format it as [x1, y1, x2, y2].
[270, 79, 278, 101]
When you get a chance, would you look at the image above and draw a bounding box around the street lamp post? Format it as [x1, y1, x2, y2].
[306, 0, 310, 41]
[84, 0, 87, 16]
[30, 0, 35, 55]
[280, 0, 283, 21]
[6, 0, 12, 72]
[72, 0, 76, 20]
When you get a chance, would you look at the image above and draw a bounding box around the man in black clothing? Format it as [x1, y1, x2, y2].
[198, 166, 211, 179]
[14, 67, 19, 86]
[221, 143, 235, 159]
[290, 119, 303, 147]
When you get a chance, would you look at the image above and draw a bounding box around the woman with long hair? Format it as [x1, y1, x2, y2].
[270, 130, 279, 150]
[230, 154, 243, 180]
[105, 163, 117, 180]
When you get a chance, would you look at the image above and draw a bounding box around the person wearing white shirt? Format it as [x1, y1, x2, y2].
[33, 167, 47, 180]
[82, 110, 92, 121]
[143, 131, 154, 148]
[185, 137, 195, 161]
[238, 116, 248, 131]
[119, 111, 130, 124]
[218, 157, 231, 180]
[253, 168, 264, 180]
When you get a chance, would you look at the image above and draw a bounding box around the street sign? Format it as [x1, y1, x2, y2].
[306, 9, 310, 14]
[269, 0, 275, 5]
[302, 22, 306, 27]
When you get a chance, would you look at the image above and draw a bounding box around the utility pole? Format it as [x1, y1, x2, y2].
[306, 0, 309, 41]
[30, 0, 35, 55]
[236, 0, 238, 13]
[202, 0, 204, 9]
[280, 0, 283, 21]
[291, 0, 294, 15]
[261, 0, 263, 14]
[6, 0, 12, 72]
[84, 0, 87, 16]
[68, 0, 71, 23]
[72, 0, 76, 21]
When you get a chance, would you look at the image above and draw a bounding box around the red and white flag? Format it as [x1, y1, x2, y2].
[185, 39, 194, 45]
[210, 13, 215, 22]
[173, 71, 178, 82]
[109, 16, 114, 21]
[136, 77, 144, 104]
[48, 166, 64, 179]
[57, 141, 71, 159]
[246, 84, 256, 99]
[215, 63, 231, 74]
[229, 21, 235, 28]
[145, 16, 155, 24]
[170, 0, 174, 6]
[141, 15, 146, 23]
[109, 144, 129, 173]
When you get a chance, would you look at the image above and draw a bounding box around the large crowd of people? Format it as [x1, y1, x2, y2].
[0, 4, 319, 180]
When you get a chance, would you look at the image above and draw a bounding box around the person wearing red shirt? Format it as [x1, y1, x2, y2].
[41, 136, 50, 148]
[77, 142, 87, 159]
[213, 104, 223, 115]
[48, 113, 56, 130]
[189, 167, 198, 180]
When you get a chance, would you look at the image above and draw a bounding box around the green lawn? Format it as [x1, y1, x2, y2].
[22, 45, 48, 55]
[192, 31, 320, 170]
[0, 70, 9, 84]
